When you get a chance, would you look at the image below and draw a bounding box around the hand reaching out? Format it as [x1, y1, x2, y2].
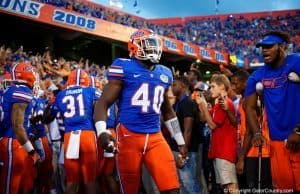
[195, 93, 207, 107]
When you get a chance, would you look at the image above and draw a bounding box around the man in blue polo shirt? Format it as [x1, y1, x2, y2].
[245, 31, 300, 191]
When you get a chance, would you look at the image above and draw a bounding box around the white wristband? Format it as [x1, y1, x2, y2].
[164, 117, 185, 145]
[173, 132, 185, 146]
[95, 121, 110, 137]
[104, 151, 114, 158]
[23, 140, 34, 153]
[104, 142, 115, 158]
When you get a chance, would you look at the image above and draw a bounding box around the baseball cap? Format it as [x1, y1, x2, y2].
[256, 34, 285, 47]
[194, 83, 209, 92]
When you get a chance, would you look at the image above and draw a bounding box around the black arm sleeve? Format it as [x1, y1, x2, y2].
[42, 104, 56, 124]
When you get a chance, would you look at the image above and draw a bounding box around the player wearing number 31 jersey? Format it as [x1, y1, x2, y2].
[52, 69, 100, 194]
[94, 29, 188, 194]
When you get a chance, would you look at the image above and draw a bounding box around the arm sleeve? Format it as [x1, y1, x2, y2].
[11, 89, 33, 104]
[51, 100, 59, 116]
[92, 88, 101, 101]
[291, 54, 300, 74]
[107, 59, 125, 81]
[244, 70, 261, 97]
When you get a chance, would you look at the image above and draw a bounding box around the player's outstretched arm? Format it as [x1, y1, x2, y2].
[161, 87, 188, 159]
[94, 79, 122, 152]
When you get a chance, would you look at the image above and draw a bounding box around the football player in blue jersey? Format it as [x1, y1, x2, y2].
[94, 28, 188, 194]
[0, 63, 40, 194]
[90, 76, 120, 194]
[31, 86, 57, 194]
[245, 31, 300, 191]
[51, 69, 101, 194]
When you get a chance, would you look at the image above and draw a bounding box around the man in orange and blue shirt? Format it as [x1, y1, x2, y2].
[245, 31, 300, 191]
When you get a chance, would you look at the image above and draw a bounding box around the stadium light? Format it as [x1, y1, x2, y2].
[109, 0, 123, 9]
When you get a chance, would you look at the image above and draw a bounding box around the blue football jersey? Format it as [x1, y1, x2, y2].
[107, 58, 173, 133]
[107, 104, 116, 129]
[32, 97, 47, 138]
[0, 85, 33, 138]
[56, 112, 65, 132]
[52, 86, 101, 132]
[0, 89, 4, 137]
[245, 53, 300, 140]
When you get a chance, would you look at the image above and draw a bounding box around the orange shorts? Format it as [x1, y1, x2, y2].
[116, 124, 179, 193]
[269, 140, 300, 191]
[0, 138, 36, 194]
[37, 136, 53, 183]
[64, 130, 97, 184]
[97, 129, 116, 176]
[20, 153, 37, 192]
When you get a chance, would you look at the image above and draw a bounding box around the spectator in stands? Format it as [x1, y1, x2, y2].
[187, 68, 202, 87]
[196, 74, 239, 194]
[171, 76, 202, 193]
[194, 83, 214, 194]
[187, 67, 209, 194]
[94, 28, 188, 194]
[187, 68, 203, 98]
[245, 30, 300, 192]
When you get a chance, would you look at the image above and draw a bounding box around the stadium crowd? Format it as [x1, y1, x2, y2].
[36, 0, 300, 63]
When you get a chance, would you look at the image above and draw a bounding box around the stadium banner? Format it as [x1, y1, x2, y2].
[182, 43, 197, 57]
[198, 46, 229, 65]
[163, 37, 182, 54]
[198, 46, 215, 62]
[0, 0, 230, 65]
[236, 56, 245, 67]
[214, 50, 229, 65]
[230, 55, 237, 65]
[0, 0, 135, 42]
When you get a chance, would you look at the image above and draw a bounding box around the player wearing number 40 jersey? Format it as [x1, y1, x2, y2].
[51, 69, 101, 194]
[94, 28, 188, 194]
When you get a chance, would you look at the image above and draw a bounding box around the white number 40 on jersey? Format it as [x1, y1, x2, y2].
[131, 83, 165, 114]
